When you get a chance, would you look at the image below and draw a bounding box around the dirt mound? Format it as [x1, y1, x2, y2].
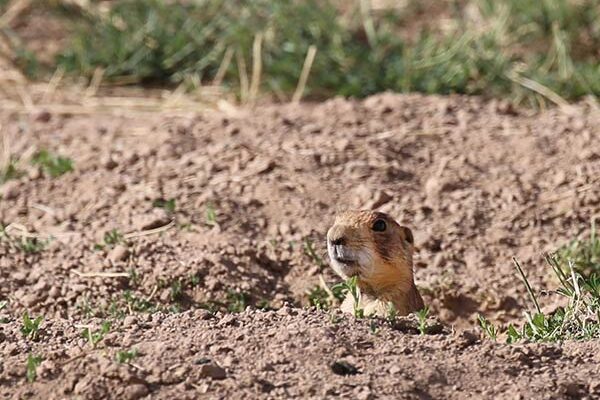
[1, 93, 600, 398]
[2, 309, 599, 399]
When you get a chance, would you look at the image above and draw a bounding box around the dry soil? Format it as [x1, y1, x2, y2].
[1, 93, 600, 399]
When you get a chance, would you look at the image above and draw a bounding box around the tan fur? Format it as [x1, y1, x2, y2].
[327, 210, 424, 317]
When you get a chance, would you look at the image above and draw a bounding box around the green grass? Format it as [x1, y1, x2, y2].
[7, 0, 595, 105]
[307, 286, 331, 310]
[116, 348, 139, 364]
[31, 150, 74, 178]
[21, 312, 43, 340]
[557, 220, 600, 276]
[197, 289, 266, 314]
[94, 229, 125, 250]
[0, 225, 48, 254]
[226, 290, 249, 313]
[415, 306, 430, 335]
[153, 198, 176, 213]
[122, 291, 158, 314]
[76, 291, 157, 320]
[17, 237, 47, 254]
[81, 321, 111, 347]
[169, 279, 184, 302]
[303, 238, 325, 269]
[333, 276, 364, 318]
[477, 314, 498, 341]
[0, 161, 22, 185]
[26, 354, 43, 383]
[479, 254, 600, 343]
[205, 203, 217, 226]
[307, 280, 346, 310]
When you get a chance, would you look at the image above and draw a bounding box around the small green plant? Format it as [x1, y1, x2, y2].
[205, 203, 217, 226]
[21, 312, 43, 340]
[307, 286, 331, 310]
[170, 279, 184, 302]
[198, 299, 223, 314]
[17, 237, 47, 254]
[116, 348, 139, 364]
[95, 229, 124, 250]
[369, 320, 378, 334]
[477, 314, 498, 341]
[104, 229, 124, 246]
[75, 296, 95, 318]
[335, 276, 364, 318]
[31, 149, 73, 178]
[198, 291, 270, 314]
[303, 238, 325, 268]
[153, 198, 176, 213]
[106, 299, 127, 320]
[226, 290, 249, 313]
[256, 299, 271, 310]
[128, 268, 141, 287]
[0, 161, 21, 184]
[329, 313, 342, 324]
[506, 323, 522, 345]
[479, 254, 600, 343]
[26, 354, 43, 383]
[188, 273, 201, 287]
[557, 219, 600, 276]
[307, 278, 346, 311]
[81, 321, 111, 347]
[387, 303, 398, 322]
[415, 307, 430, 335]
[123, 291, 157, 314]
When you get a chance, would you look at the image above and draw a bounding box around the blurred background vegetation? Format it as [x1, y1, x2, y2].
[1, 0, 600, 106]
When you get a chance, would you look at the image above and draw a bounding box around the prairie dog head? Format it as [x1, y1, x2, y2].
[326, 210, 415, 292]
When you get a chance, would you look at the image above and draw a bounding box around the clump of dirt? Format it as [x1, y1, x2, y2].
[1, 93, 600, 397]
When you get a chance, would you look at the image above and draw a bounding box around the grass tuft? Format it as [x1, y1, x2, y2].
[332, 276, 364, 318]
[94, 229, 124, 251]
[116, 348, 139, 364]
[557, 219, 600, 276]
[17, 237, 47, 254]
[303, 238, 325, 269]
[0, 161, 22, 185]
[21, 312, 43, 340]
[479, 252, 600, 343]
[226, 290, 249, 313]
[12, 0, 592, 105]
[307, 286, 331, 310]
[307, 279, 346, 311]
[31, 150, 74, 178]
[153, 198, 176, 213]
[81, 321, 111, 347]
[205, 203, 217, 226]
[26, 354, 43, 383]
[415, 307, 430, 335]
[478, 314, 498, 341]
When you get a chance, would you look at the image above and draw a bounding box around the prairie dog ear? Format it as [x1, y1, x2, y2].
[400, 226, 414, 246]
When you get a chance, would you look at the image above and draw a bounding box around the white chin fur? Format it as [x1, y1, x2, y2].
[327, 246, 373, 278]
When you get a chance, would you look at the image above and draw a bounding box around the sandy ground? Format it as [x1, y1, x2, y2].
[1, 93, 600, 399]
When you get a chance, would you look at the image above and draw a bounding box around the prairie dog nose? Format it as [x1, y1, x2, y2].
[327, 224, 348, 245]
[329, 236, 346, 246]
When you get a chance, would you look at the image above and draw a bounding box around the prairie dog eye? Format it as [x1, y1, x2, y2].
[372, 219, 387, 232]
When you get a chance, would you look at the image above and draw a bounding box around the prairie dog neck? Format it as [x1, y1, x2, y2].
[341, 283, 424, 317]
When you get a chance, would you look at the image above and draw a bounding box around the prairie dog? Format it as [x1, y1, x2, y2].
[327, 210, 424, 316]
